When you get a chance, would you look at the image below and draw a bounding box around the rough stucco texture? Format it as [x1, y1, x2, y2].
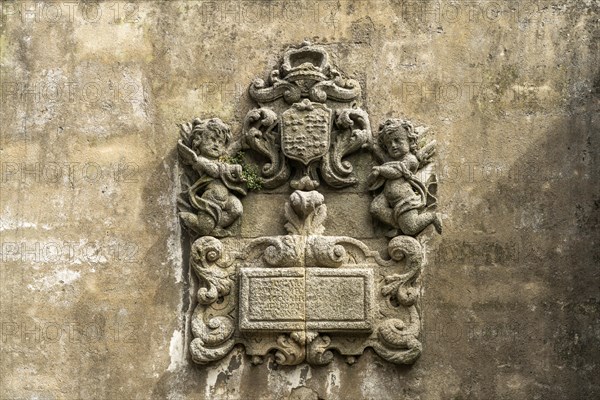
[0, 0, 599, 399]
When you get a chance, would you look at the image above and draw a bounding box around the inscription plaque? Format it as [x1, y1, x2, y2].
[240, 267, 374, 332]
[306, 268, 373, 331]
[240, 268, 305, 331]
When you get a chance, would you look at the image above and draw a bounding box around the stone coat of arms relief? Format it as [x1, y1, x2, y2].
[176, 42, 441, 366]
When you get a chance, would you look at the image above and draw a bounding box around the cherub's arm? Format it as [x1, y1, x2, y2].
[194, 156, 220, 178]
[370, 161, 412, 180]
[220, 140, 248, 182]
[220, 162, 244, 186]
[177, 140, 220, 178]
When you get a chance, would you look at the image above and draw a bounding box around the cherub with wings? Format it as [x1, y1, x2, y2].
[368, 119, 442, 237]
[178, 118, 247, 237]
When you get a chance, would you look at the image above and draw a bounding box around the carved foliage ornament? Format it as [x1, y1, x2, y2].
[177, 42, 441, 366]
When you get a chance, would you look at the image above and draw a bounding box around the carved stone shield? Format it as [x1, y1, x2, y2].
[281, 100, 332, 165]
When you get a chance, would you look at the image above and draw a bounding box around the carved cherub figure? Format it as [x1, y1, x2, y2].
[178, 118, 247, 237]
[368, 119, 442, 237]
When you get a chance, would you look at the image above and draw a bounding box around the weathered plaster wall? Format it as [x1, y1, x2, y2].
[0, 0, 598, 399]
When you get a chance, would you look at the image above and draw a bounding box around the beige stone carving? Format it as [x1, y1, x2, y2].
[177, 118, 247, 238]
[188, 191, 424, 365]
[179, 43, 440, 367]
[369, 119, 442, 238]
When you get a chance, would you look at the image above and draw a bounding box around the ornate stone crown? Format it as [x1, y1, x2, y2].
[249, 41, 361, 106]
[281, 43, 330, 81]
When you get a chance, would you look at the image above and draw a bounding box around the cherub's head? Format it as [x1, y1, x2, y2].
[377, 119, 418, 159]
[190, 118, 231, 159]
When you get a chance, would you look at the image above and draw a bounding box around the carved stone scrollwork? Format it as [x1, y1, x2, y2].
[372, 309, 422, 365]
[178, 42, 442, 368]
[310, 77, 362, 103]
[242, 107, 290, 189]
[190, 311, 236, 365]
[185, 190, 427, 366]
[190, 237, 231, 304]
[188, 237, 237, 364]
[249, 42, 361, 105]
[243, 42, 371, 191]
[306, 335, 334, 365]
[274, 334, 306, 366]
[322, 108, 372, 188]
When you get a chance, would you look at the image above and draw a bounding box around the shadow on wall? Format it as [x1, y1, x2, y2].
[469, 93, 599, 397]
